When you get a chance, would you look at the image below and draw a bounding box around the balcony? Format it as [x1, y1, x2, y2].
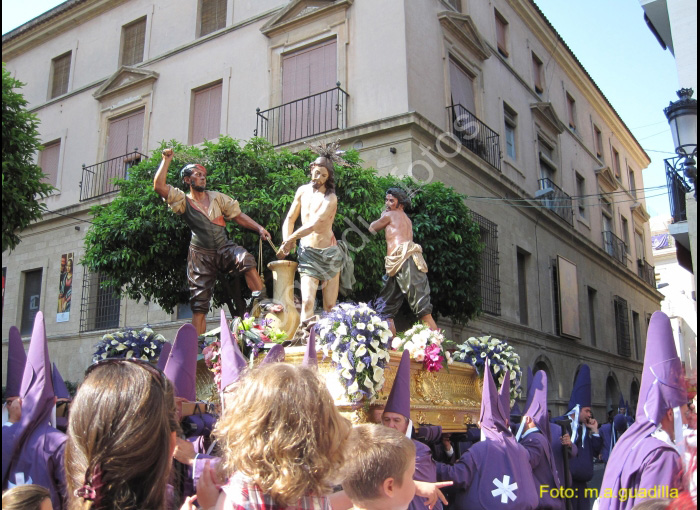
[535, 178, 574, 225]
[637, 259, 655, 288]
[255, 84, 348, 147]
[603, 230, 627, 265]
[446, 104, 501, 171]
[665, 158, 692, 223]
[80, 150, 145, 201]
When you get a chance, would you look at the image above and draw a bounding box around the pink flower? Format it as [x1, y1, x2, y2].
[423, 344, 444, 372]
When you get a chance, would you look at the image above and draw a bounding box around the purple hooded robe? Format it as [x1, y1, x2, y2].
[596, 311, 686, 510]
[2, 312, 67, 509]
[51, 363, 71, 432]
[436, 362, 538, 509]
[3, 326, 27, 426]
[599, 415, 628, 463]
[518, 370, 564, 510]
[383, 350, 442, 510]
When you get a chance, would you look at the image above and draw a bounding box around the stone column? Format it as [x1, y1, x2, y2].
[266, 260, 301, 339]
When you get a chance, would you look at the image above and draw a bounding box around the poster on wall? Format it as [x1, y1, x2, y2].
[56, 253, 74, 323]
[557, 255, 581, 339]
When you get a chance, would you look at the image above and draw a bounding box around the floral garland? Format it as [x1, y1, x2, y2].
[316, 303, 392, 402]
[202, 314, 287, 391]
[93, 327, 166, 363]
[391, 323, 454, 372]
[453, 335, 522, 402]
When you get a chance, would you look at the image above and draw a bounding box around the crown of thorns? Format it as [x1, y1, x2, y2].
[305, 139, 349, 167]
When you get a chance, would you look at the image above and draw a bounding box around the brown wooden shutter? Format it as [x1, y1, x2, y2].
[191, 83, 222, 144]
[122, 18, 146, 66]
[40, 141, 61, 186]
[51, 52, 71, 99]
[532, 54, 543, 93]
[200, 0, 226, 37]
[495, 12, 508, 56]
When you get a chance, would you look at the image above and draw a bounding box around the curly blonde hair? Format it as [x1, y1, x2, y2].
[214, 363, 351, 505]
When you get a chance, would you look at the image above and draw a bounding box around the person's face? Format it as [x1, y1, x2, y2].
[385, 194, 401, 211]
[382, 411, 409, 435]
[580, 407, 593, 423]
[187, 166, 207, 191]
[66, 259, 73, 273]
[310, 164, 329, 189]
[394, 456, 417, 509]
[370, 406, 385, 424]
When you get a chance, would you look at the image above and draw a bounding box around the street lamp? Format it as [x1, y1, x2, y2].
[664, 88, 697, 198]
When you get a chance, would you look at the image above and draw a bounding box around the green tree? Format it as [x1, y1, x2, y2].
[2, 63, 55, 252]
[82, 137, 483, 324]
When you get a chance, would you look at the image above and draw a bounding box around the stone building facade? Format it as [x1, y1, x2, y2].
[2, 0, 662, 416]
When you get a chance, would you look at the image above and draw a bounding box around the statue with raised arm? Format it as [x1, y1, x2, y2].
[276, 141, 354, 324]
[153, 148, 271, 335]
[370, 187, 437, 335]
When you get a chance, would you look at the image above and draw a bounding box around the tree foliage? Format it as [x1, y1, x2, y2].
[2, 63, 55, 252]
[82, 137, 483, 324]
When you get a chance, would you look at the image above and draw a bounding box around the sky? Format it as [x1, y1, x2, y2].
[2, 0, 681, 217]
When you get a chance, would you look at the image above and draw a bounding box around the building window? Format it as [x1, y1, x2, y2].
[551, 263, 561, 336]
[575, 173, 586, 217]
[614, 295, 631, 357]
[40, 140, 61, 187]
[495, 10, 509, 57]
[448, 58, 476, 113]
[471, 211, 501, 316]
[587, 286, 597, 347]
[517, 249, 529, 325]
[628, 167, 637, 198]
[504, 103, 517, 160]
[446, 0, 462, 11]
[566, 93, 577, 131]
[199, 0, 227, 37]
[532, 52, 544, 94]
[538, 136, 557, 183]
[620, 215, 630, 254]
[612, 147, 622, 181]
[80, 270, 121, 332]
[49, 52, 71, 99]
[21, 269, 43, 335]
[631, 311, 641, 360]
[594, 125, 604, 160]
[191, 81, 223, 145]
[120, 17, 147, 67]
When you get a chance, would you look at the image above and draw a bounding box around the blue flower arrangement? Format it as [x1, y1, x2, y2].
[93, 326, 167, 363]
[316, 303, 393, 402]
[454, 335, 522, 401]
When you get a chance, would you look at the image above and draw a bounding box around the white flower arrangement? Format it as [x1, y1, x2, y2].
[392, 323, 454, 372]
[316, 302, 392, 402]
[454, 335, 522, 401]
[93, 326, 167, 363]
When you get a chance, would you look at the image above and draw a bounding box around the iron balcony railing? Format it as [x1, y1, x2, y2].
[80, 150, 145, 201]
[536, 178, 574, 225]
[637, 259, 655, 288]
[446, 104, 501, 171]
[255, 84, 348, 146]
[665, 158, 692, 223]
[603, 230, 627, 265]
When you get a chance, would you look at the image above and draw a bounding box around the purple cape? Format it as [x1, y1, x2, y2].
[436, 362, 538, 509]
[5, 326, 26, 397]
[2, 312, 67, 509]
[598, 312, 686, 510]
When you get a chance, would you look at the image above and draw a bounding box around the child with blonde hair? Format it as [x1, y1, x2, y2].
[342, 424, 417, 510]
[204, 363, 352, 509]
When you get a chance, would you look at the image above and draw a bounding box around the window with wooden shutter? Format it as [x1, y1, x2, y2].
[495, 10, 509, 57]
[566, 93, 577, 130]
[448, 58, 476, 113]
[614, 296, 631, 357]
[504, 103, 517, 160]
[191, 82, 223, 145]
[40, 140, 61, 187]
[121, 17, 147, 66]
[200, 0, 227, 37]
[612, 147, 622, 180]
[594, 125, 604, 159]
[532, 53, 544, 94]
[50, 52, 71, 99]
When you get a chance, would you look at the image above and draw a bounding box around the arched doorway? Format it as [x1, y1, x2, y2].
[605, 374, 620, 424]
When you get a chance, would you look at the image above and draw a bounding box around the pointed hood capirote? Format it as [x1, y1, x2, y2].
[302, 327, 319, 368]
[51, 363, 71, 400]
[219, 310, 248, 391]
[5, 326, 27, 398]
[260, 344, 285, 365]
[164, 323, 199, 401]
[523, 370, 551, 440]
[384, 350, 411, 421]
[618, 393, 626, 411]
[156, 341, 172, 371]
[568, 364, 592, 411]
[598, 311, 687, 510]
[480, 360, 511, 440]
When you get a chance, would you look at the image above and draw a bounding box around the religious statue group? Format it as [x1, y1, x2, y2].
[153, 141, 437, 336]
